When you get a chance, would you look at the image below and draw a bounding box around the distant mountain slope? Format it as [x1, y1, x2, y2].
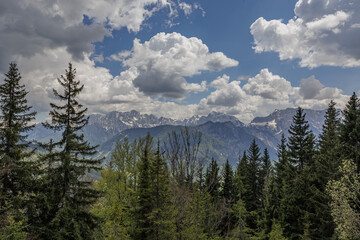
[28, 108, 327, 166]
[29, 110, 246, 146]
[99, 121, 272, 166]
[250, 108, 326, 139]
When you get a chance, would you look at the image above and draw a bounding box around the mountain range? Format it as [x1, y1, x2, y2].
[28, 108, 327, 166]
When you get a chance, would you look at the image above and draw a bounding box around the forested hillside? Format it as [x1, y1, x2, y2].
[1, 63, 360, 240]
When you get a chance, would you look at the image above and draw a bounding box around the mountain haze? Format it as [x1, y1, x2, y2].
[29, 108, 327, 165]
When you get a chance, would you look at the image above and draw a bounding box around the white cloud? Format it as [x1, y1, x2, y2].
[250, 0, 360, 68]
[13, 47, 201, 120]
[179, 2, 192, 16]
[207, 75, 247, 107]
[243, 69, 294, 101]
[197, 69, 350, 122]
[122, 32, 238, 98]
[0, 0, 193, 71]
[299, 76, 323, 99]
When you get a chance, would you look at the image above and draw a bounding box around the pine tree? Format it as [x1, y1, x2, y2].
[235, 151, 247, 201]
[220, 160, 235, 236]
[281, 107, 316, 239]
[149, 141, 175, 239]
[244, 139, 261, 212]
[242, 139, 261, 232]
[205, 157, 220, 200]
[221, 159, 235, 202]
[340, 92, 360, 172]
[309, 100, 341, 239]
[273, 134, 288, 216]
[287, 107, 315, 171]
[259, 148, 271, 196]
[135, 133, 153, 240]
[41, 63, 102, 239]
[0, 62, 36, 236]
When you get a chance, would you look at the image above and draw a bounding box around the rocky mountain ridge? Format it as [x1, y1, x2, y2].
[28, 108, 327, 165]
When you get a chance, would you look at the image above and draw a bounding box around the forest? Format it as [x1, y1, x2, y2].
[1, 62, 360, 240]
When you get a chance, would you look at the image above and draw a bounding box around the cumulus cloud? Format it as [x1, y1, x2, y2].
[197, 69, 350, 122]
[0, 0, 194, 71]
[12, 47, 202, 120]
[243, 69, 294, 101]
[299, 76, 346, 105]
[121, 32, 238, 98]
[299, 76, 323, 99]
[250, 0, 360, 68]
[207, 75, 247, 107]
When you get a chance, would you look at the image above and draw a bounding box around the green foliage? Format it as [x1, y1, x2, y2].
[91, 138, 139, 239]
[287, 107, 315, 171]
[230, 198, 251, 239]
[340, 92, 360, 172]
[244, 139, 261, 213]
[205, 157, 220, 200]
[327, 159, 360, 240]
[308, 100, 341, 239]
[268, 220, 287, 240]
[280, 107, 316, 239]
[0, 62, 36, 220]
[0, 214, 27, 240]
[221, 159, 235, 202]
[235, 151, 247, 200]
[39, 63, 102, 239]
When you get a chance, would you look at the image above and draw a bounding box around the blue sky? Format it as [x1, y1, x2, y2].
[1, 0, 360, 122]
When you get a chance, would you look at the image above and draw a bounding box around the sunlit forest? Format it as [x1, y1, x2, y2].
[1, 62, 360, 240]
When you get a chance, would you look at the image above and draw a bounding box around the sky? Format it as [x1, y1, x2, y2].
[1, 0, 360, 123]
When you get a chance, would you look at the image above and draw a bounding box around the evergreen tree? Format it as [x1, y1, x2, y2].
[340, 92, 360, 172]
[259, 148, 271, 196]
[244, 139, 261, 212]
[309, 100, 341, 239]
[273, 134, 288, 217]
[287, 107, 315, 171]
[281, 107, 316, 239]
[148, 141, 176, 239]
[0, 62, 36, 237]
[41, 63, 102, 239]
[205, 157, 220, 200]
[135, 134, 153, 240]
[221, 159, 235, 202]
[235, 151, 247, 201]
[242, 139, 261, 232]
[220, 160, 235, 236]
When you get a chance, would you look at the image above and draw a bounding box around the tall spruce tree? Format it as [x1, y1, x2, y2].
[309, 100, 341, 239]
[243, 139, 261, 232]
[271, 134, 289, 230]
[205, 157, 220, 200]
[135, 133, 153, 240]
[0, 62, 36, 196]
[287, 107, 315, 171]
[0, 62, 36, 237]
[235, 151, 248, 201]
[221, 159, 235, 202]
[259, 148, 271, 196]
[220, 160, 236, 236]
[244, 139, 261, 212]
[273, 134, 288, 207]
[281, 107, 316, 239]
[149, 141, 176, 239]
[41, 63, 102, 239]
[340, 92, 360, 172]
